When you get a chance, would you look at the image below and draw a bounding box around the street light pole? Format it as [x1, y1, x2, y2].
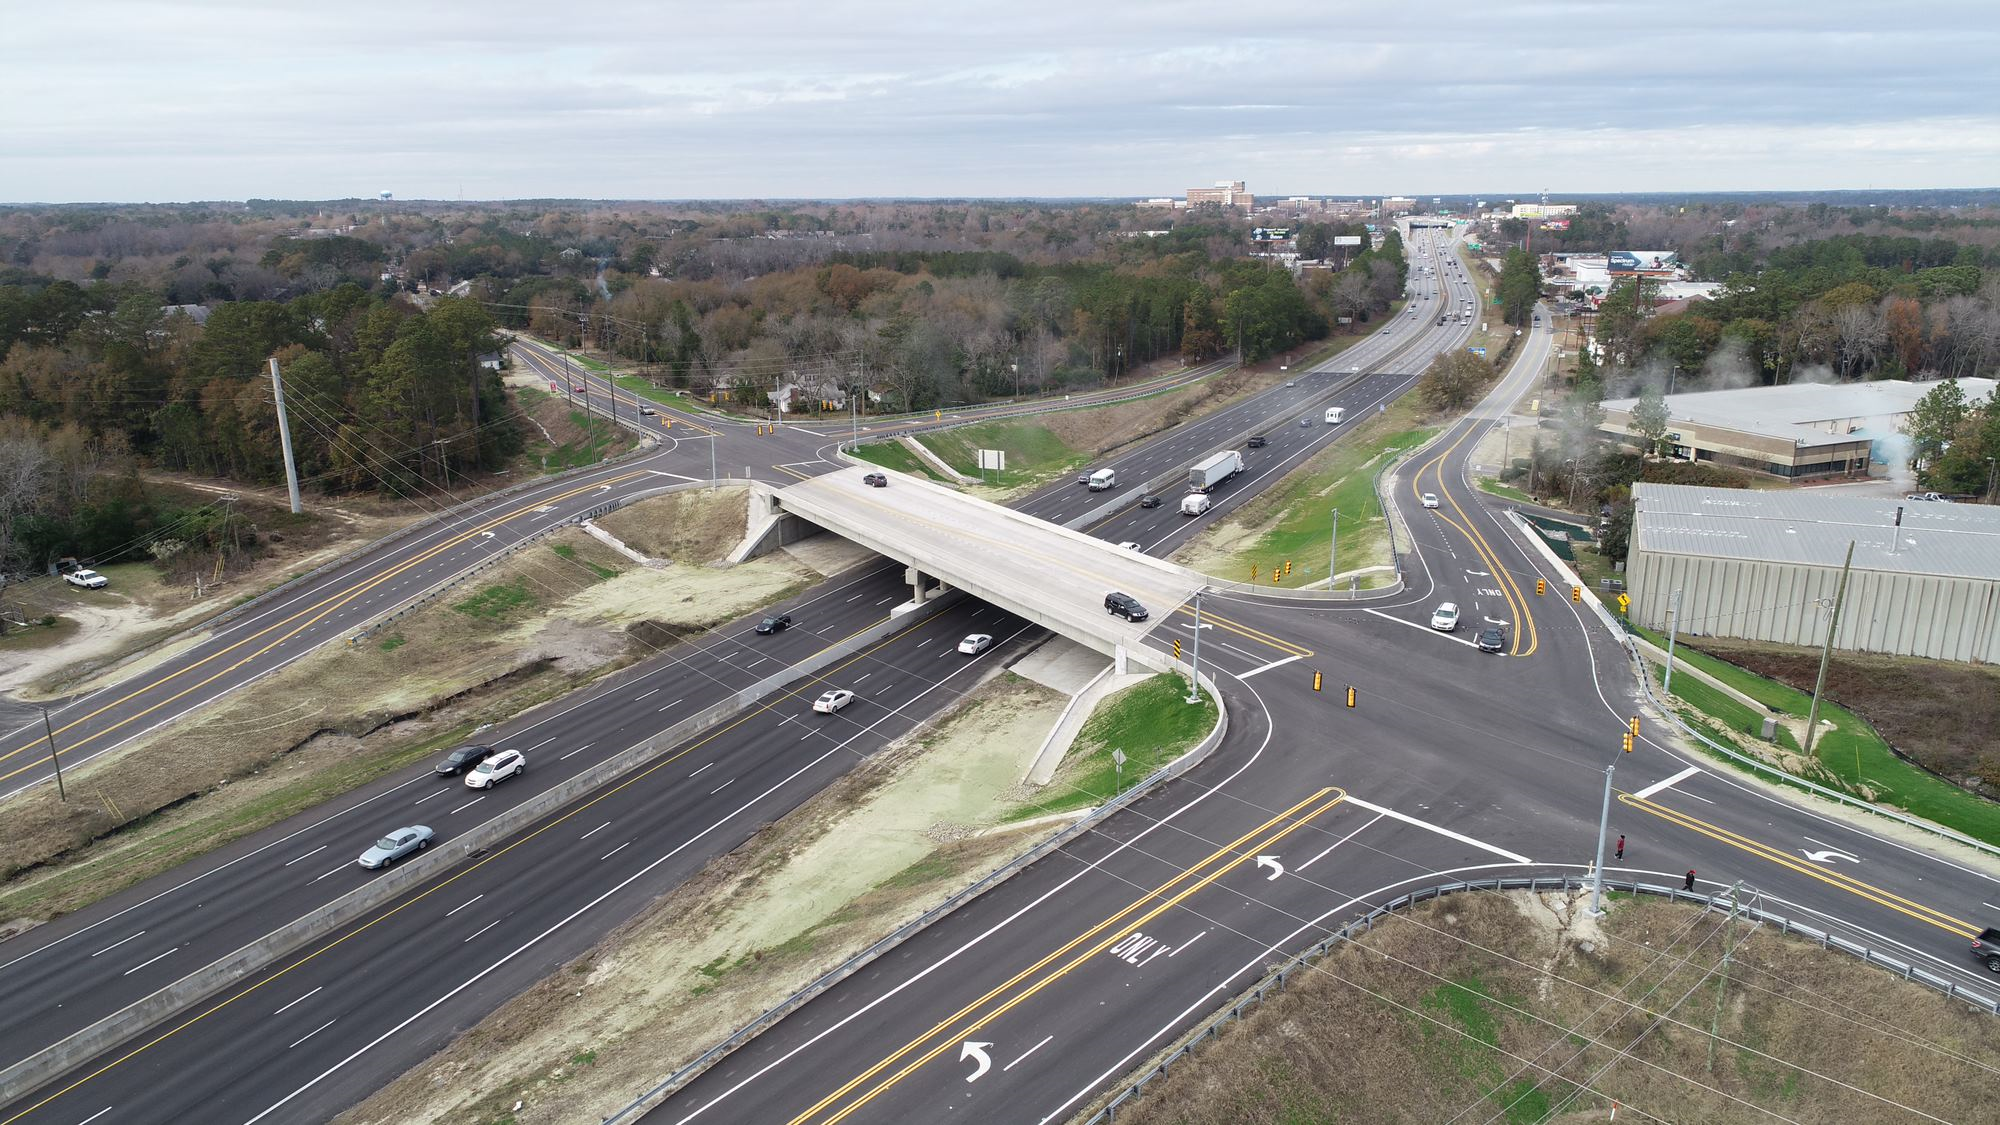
[1329, 508, 1339, 594]
[1185, 590, 1203, 704]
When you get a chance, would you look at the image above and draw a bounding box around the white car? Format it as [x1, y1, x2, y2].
[64, 569, 108, 589]
[464, 749, 525, 789]
[957, 634, 994, 655]
[812, 689, 855, 714]
[1118, 541, 1142, 552]
[1430, 603, 1461, 632]
[1421, 493, 1440, 509]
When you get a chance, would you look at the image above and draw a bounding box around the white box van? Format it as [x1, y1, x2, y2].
[1180, 493, 1211, 516]
[1088, 468, 1117, 491]
[1324, 407, 1346, 425]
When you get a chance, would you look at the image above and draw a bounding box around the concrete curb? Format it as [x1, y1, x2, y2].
[601, 666, 1230, 1124]
[0, 593, 964, 1105]
[1026, 665, 1123, 786]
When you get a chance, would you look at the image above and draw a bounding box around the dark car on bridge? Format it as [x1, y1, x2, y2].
[755, 613, 793, 635]
[1104, 591, 1149, 622]
[862, 472, 887, 487]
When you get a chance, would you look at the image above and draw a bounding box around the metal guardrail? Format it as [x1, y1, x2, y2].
[1623, 640, 2000, 861]
[602, 667, 1230, 1124]
[1078, 873, 1999, 1124]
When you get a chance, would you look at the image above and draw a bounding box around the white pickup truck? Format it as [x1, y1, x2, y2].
[64, 569, 108, 589]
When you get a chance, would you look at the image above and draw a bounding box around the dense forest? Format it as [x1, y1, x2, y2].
[0, 200, 1407, 575]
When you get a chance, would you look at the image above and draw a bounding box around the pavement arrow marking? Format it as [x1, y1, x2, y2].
[1256, 855, 1284, 881]
[1801, 849, 1860, 865]
[961, 1041, 994, 1083]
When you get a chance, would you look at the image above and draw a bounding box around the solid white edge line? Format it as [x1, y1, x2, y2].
[1633, 765, 1703, 801]
[1340, 795, 1531, 864]
[658, 664, 1275, 1125]
[1037, 861, 1530, 1124]
[240, 621, 1028, 1124]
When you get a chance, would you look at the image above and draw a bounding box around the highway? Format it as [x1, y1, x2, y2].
[12, 229, 1993, 1123]
[0, 230, 1467, 1120]
[647, 236, 2000, 1124]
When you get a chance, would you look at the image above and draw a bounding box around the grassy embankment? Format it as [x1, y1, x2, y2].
[1008, 674, 1219, 821]
[1626, 622, 2000, 845]
[1102, 891, 2000, 1125]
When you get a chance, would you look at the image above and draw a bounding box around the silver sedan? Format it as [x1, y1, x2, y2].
[357, 825, 434, 869]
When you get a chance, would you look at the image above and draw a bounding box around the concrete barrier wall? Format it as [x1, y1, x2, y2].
[603, 665, 1229, 1123]
[0, 592, 963, 1104]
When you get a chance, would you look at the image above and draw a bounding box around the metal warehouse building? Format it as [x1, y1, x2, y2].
[1626, 483, 2000, 663]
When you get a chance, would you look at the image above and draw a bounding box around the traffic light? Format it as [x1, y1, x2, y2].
[1628, 716, 1641, 736]
[1313, 670, 1322, 692]
[1536, 578, 1546, 596]
[1283, 559, 1292, 577]
[1622, 731, 1634, 752]
[1571, 585, 1583, 603]
[1345, 685, 1357, 708]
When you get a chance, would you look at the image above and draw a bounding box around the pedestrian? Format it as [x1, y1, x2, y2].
[1615, 835, 1625, 861]
[1684, 869, 1697, 891]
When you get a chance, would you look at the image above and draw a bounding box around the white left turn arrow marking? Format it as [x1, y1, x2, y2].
[961, 1041, 994, 1083]
[1256, 855, 1284, 881]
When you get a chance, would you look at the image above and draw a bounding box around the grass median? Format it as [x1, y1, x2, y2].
[1175, 394, 1435, 589]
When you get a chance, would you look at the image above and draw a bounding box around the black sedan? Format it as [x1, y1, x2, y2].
[1476, 626, 1506, 653]
[755, 613, 793, 635]
[1138, 495, 1162, 509]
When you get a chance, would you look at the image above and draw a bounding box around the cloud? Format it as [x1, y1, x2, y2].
[5, 0, 1999, 200]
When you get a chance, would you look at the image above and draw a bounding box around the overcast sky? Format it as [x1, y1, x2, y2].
[8, 1, 1998, 203]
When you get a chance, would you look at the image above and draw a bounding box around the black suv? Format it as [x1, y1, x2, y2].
[1972, 928, 2000, 973]
[862, 473, 887, 488]
[755, 613, 793, 635]
[1105, 591, 1149, 622]
[435, 744, 493, 777]
[1246, 435, 1267, 449]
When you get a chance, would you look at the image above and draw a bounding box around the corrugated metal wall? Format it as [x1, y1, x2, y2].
[1627, 547, 2000, 663]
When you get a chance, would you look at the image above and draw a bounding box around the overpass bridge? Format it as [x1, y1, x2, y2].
[767, 467, 1204, 673]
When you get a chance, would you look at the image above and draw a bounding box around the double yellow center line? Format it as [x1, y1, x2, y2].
[1621, 792, 1977, 937]
[787, 787, 1349, 1124]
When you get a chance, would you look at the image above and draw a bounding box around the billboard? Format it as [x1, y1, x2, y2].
[1608, 251, 1678, 274]
[1333, 235, 1363, 246]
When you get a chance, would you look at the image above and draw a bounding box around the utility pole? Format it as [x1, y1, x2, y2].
[1588, 759, 1614, 916]
[266, 358, 303, 514]
[1802, 541, 1855, 759]
[1663, 588, 1683, 692]
[41, 706, 65, 801]
[1185, 590, 1203, 705]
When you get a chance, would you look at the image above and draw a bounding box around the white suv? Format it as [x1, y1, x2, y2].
[464, 749, 526, 788]
[1430, 603, 1461, 632]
